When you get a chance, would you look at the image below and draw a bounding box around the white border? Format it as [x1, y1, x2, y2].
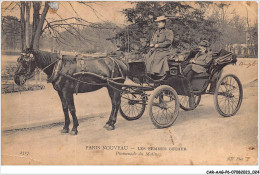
[1, 165, 260, 174]
[1, 0, 259, 174]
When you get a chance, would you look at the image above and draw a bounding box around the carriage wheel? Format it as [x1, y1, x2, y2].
[119, 91, 146, 121]
[179, 95, 201, 111]
[214, 74, 243, 117]
[148, 85, 180, 128]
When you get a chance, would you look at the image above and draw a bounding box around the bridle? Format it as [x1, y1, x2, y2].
[18, 52, 61, 82]
[16, 53, 35, 79]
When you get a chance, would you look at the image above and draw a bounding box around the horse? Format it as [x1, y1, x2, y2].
[14, 48, 128, 135]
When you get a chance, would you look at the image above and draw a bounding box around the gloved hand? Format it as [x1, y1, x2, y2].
[190, 59, 196, 64]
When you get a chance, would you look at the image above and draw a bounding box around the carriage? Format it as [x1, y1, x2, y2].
[14, 48, 243, 134]
[118, 49, 243, 128]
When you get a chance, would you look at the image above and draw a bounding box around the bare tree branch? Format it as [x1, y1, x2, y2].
[67, 2, 80, 17]
[49, 25, 83, 48]
[54, 12, 101, 43]
[9, 2, 20, 11]
[2, 2, 15, 10]
[44, 13, 100, 45]
[44, 16, 116, 30]
[78, 1, 107, 22]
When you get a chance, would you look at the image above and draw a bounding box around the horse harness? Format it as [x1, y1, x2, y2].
[74, 55, 125, 79]
[47, 58, 62, 83]
[47, 54, 126, 94]
[73, 55, 126, 94]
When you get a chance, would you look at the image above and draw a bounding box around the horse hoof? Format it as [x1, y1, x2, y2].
[103, 124, 110, 129]
[61, 128, 69, 133]
[70, 130, 78, 135]
[105, 125, 115, 131]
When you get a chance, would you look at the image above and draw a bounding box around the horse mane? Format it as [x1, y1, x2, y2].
[61, 55, 77, 63]
[32, 50, 60, 65]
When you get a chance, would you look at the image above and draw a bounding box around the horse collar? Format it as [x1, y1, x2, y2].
[47, 59, 62, 83]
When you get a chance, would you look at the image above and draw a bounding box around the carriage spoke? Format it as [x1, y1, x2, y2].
[124, 104, 130, 112]
[230, 97, 238, 109]
[129, 105, 133, 117]
[224, 98, 228, 113]
[230, 96, 238, 105]
[218, 97, 226, 107]
[230, 98, 237, 112]
[131, 105, 135, 117]
[228, 98, 230, 114]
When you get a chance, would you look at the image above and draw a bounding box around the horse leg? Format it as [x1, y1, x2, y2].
[58, 91, 70, 133]
[64, 91, 79, 135]
[104, 104, 115, 130]
[104, 87, 121, 130]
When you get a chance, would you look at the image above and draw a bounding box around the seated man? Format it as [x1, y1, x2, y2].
[182, 40, 212, 108]
[145, 16, 174, 79]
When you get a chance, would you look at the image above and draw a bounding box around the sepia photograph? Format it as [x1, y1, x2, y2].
[1, 1, 258, 167]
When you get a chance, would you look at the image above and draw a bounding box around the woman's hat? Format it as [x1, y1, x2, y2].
[155, 16, 167, 22]
[199, 40, 210, 47]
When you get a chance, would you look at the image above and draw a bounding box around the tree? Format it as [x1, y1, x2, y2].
[1, 16, 21, 51]
[32, 2, 50, 49]
[40, 22, 121, 53]
[25, 2, 31, 48]
[20, 2, 25, 51]
[207, 3, 247, 50]
[31, 2, 41, 48]
[2, 1, 115, 51]
[120, 2, 220, 52]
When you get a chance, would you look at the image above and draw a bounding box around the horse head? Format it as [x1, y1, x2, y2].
[14, 48, 37, 86]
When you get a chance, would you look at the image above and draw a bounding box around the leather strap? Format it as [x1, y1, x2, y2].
[47, 59, 62, 83]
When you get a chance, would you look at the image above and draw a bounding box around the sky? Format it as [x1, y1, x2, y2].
[46, 1, 135, 26]
[1, 1, 258, 26]
[1, 1, 135, 26]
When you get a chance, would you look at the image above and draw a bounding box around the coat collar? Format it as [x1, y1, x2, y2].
[158, 27, 166, 32]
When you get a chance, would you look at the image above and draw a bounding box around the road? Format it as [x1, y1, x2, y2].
[1, 58, 258, 165]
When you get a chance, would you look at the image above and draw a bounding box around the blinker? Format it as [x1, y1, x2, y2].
[17, 57, 21, 62]
[24, 57, 30, 61]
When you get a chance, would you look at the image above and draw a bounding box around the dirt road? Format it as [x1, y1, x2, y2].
[2, 84, 258, 165]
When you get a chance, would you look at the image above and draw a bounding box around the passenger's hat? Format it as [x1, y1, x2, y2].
[199, 40, 210, 47]
[155, 16, 167, 22]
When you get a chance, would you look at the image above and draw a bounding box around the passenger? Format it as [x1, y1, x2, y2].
[183, 40, 212, 108]
[145, 16, 174, 79]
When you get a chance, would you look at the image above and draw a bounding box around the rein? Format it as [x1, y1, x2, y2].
[60, 72, 107, 86]
[22, 52, 61, 83]
[41, 58, 60, 72]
